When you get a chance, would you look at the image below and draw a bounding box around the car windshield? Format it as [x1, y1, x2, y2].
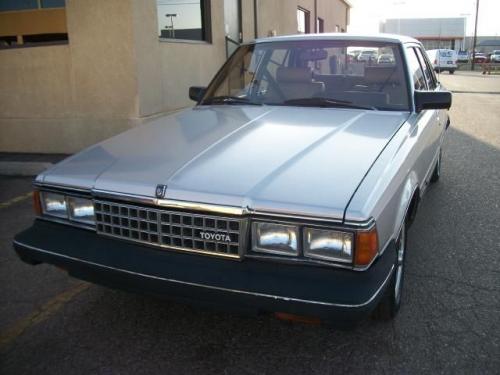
[200, 40, 410, 111]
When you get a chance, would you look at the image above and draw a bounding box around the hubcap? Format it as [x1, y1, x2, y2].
[394, 226, 406, 304]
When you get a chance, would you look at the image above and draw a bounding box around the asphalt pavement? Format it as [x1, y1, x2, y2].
[1, 71, 499, 374]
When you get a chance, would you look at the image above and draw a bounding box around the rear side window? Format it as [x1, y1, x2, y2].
[406, 47, 427, 90]
[415, 47, 437, 90]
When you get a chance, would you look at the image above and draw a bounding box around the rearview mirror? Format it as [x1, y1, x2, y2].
[189, 86, 206, 102]
[414, 90, 452, 112]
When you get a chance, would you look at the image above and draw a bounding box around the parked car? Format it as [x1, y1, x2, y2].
[457, 50, 469, 63]
[377, 53, 395, 64]
[426, 49, 458, 74]
[14, 34, 451, 327]
[357, 49, 378, 62]
[490, 50, 500, 62]
[473, 52, 487, 63]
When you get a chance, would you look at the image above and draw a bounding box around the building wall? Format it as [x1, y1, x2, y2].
[464, 36, 500, 53]
[0, 0, 139, 153]
[382, 18, 466, 39]
[258, 0, 296, 36]
[157, 0, 227, 113]
[0, 0, 350, 153]
[317, 0, 349, 32]
[381, 17, 466, 51]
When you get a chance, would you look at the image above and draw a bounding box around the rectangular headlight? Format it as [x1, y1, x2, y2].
[41, 192, 68, 219]
[304, 228, 353, 263]
[68, 197, 95, 225]
[252, 222, 299, 256]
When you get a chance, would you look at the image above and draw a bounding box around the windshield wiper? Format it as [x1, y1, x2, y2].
[202, 96, 262, 106]
[283, 97, 377, 110]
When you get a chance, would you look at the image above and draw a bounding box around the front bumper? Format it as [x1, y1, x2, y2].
[14, 220, 395, 323]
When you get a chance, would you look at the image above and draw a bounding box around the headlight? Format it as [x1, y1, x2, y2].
[252, 222, 299, 256]
[68, 197, 95, 225]
[39, 191, 95, 227]
[304, 228, 353, 263]
[41, 192, 68, 219]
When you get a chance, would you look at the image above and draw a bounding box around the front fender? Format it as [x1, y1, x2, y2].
[393, 172, 419, 236]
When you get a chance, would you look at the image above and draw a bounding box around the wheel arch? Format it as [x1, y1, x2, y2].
[392, 172, 420, 240]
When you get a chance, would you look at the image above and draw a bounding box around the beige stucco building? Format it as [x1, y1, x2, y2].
[0, 0, 350, 154]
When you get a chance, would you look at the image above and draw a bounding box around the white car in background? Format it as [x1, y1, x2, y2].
[357, 49, 378, 62]
[490, 50, 500, 62]
[377, 53, 395, 64]
[426, 49, 458, 74]
[457, 50, 469, 63]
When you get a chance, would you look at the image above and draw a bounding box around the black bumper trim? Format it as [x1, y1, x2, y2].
[13, 220, 397, 321]
[13, 240, 394, 309]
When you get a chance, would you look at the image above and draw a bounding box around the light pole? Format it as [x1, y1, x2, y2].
[165, 13, 178, 38]
[471, 0, 480, 71]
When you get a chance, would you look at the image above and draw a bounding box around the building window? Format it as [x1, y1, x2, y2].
[157, 0, 212, 42]
[297, 7, 310, 34]
[0, 0, 67, 49]
[317, 17, 324, 33]
[0, 0, 65, 11]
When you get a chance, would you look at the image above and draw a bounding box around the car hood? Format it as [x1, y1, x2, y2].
[40, 106, 408, 220]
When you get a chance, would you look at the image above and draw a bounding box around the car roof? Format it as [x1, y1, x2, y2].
[253, 33, 420, 45]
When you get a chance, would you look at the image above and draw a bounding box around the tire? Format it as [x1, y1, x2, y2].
[430, 150, 441, 183]
[449, 70, 455, 74]
[373, 221, 407, 320]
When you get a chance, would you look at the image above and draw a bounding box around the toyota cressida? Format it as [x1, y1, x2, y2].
[14, 34, 452, 326]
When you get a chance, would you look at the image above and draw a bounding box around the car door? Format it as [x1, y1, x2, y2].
[414, 46, 446, 177]
[405, 45, 438, 188]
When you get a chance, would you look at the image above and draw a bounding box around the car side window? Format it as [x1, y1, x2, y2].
[406, 47, 427, 90]
[415, 47, 437, 90]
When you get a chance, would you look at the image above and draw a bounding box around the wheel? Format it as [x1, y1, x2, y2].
[449, 70, 455, 74]
[430, 150, 441, 183]
[373, 221, 407, 320]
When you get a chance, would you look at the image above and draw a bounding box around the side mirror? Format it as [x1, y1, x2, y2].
[189, 86, 206, 102]
[414, 90, 452, 112]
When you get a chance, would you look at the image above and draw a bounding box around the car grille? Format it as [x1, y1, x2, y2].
[94, 200, 245, 259]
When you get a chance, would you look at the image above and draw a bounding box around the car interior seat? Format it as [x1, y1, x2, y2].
[276, 67, 325, 100]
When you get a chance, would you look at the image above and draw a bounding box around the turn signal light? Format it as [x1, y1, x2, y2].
[33, 190, 42, 216]
[354, 226, 379, 266]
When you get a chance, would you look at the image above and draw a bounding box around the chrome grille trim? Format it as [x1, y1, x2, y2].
[94, 200, 246, 259]
[91, 189, 247, 216]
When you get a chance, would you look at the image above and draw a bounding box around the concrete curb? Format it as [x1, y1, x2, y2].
[0, 161, 53, 176]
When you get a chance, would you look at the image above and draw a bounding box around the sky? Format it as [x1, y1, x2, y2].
[348, 0, 500, 36]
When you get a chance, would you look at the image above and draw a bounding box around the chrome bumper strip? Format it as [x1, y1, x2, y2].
[14, 241, 394, 309]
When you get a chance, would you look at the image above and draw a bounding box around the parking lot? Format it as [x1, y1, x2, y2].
[1, 71, 499, 374]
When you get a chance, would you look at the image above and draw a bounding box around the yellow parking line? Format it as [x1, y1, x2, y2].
[0, 192, 32, 209]
[0, 282, 90, 350]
